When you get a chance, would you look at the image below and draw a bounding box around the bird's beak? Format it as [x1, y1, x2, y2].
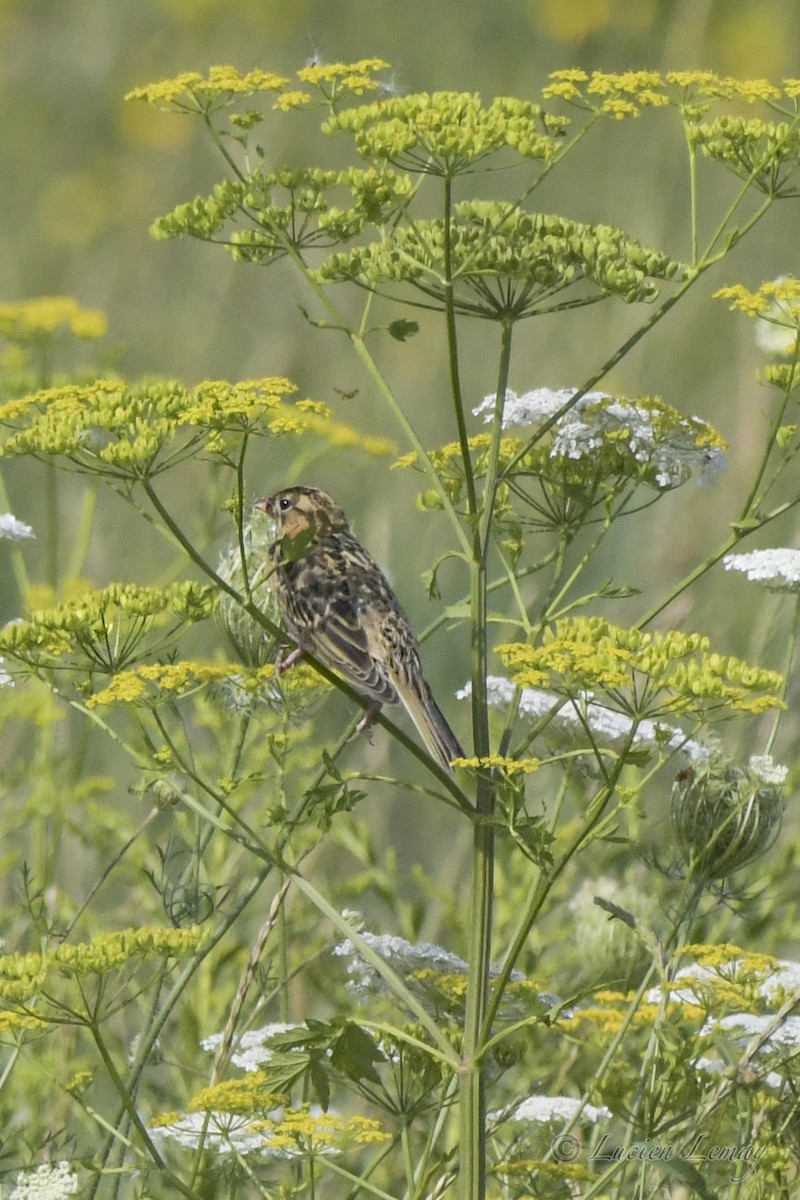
[254, 497, 273, 516]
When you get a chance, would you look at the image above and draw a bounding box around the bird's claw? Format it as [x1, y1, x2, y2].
[274, 645, 305, 676]
[352, 702, 380, 745]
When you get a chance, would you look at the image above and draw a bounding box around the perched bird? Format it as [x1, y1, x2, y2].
[255, 486, 464, 772]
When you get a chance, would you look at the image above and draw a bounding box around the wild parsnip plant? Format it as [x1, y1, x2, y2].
[1, 61, 800, 1199]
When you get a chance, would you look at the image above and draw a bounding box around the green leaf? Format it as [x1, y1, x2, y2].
[594, 896, 637, 929]
[330, 1022, 384, 1085]
[258, 1049, 313, 1094]
[309, 1058, 331, 1110]
[388, 318, 420, 341]
[597, 580, 640, 599]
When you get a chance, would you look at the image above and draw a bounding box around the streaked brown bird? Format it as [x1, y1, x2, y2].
[255, 486, 463, 772]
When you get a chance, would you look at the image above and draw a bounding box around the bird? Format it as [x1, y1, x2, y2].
[254, 486, 464, 773]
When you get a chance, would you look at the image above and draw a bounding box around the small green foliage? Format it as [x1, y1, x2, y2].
[323, 91, 568, 174]
[151, 167, 414, 262]
[0, 926, 207, 1001]
[692, 117, 800, 196]
[314, 206, 685, 320]
[0, 582, 217, 674]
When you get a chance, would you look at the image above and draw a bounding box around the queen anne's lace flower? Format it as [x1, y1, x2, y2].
[0, 513, 34, 541]
[472, 388, 726, 489]
[333, 931, 469, 995]
[724, 548, 800, 592]
[151, 1110, 295, 1156]
[472, 387, 611, 428]
[457, 675, 710, 763]
[700, 1012, 800, 1049]
[9, 1162, 79, 1200]
[748, 754, 789, 785]
[489, 1095, 611, 1124]
[202, 1023, 302, 1072]
[694, 1055, 783, 1089]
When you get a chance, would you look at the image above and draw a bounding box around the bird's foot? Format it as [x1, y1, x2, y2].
[353, 702, 381, 744]
[274, 644, 306, 676]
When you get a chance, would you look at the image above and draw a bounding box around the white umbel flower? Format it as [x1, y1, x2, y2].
[0, 513, 35, 541]
[457, 676, 709, 763]
[10, 1162, 79, 1200]
[724, 548, 800, 592]
[489, 1095, 611, 1124]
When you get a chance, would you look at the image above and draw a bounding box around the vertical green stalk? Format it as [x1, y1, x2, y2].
[437, 167, 492, 1200]
[458, 313, 514, 1197]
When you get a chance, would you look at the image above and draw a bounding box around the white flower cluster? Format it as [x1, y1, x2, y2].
[473, 387, 610, 428]
[747, 754, 789, 787]
[650, 957, 800, 1010]
[700, 1012, 800, 1050]
[332, 927, 533, 1007]
[723, 548, 800, 592]
[333, 931, 470, 996]
[489, 1094, 611, 1125]
[648, 954, 800, 1087]
[201, 1022, 301, 1073]
[152, 1110, 295, 1157]
[473, 388, 726, 489]
[0, 657, 12, 688]
[9, 1163, 79, 1200]
[457, 675, 710, 764]
[0, 513, 35, 541]
[693, 1055, 784, 1090]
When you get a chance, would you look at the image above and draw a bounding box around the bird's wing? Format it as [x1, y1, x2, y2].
[310, 593, 398, 705]
[283, 540, 399, 705]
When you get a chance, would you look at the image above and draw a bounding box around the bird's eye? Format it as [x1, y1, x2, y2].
[279, 497, 292, 512]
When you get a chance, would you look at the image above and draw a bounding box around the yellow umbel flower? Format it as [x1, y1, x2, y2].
[497, 618, 783, 720]
[0, 296, 106, 341]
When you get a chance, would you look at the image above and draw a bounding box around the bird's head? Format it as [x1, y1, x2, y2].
[255, 486, 349, 545]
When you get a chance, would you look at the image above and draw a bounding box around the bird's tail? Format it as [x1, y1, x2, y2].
[398, 678, 464, 773]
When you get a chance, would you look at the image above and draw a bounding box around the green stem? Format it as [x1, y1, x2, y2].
[443, 172, 478, 522]
[478, 321, 514, 551]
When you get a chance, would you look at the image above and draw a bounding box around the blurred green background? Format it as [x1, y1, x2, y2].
[1, 0, 799, 876]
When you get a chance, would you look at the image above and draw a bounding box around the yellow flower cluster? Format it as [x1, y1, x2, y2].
[0, 375, 392, 475]
[315, 204, 684, 321]
[0, 296, 106, 341]
[325, 92, 567, 175]
[187, 1071, 286, 1115]
[0, 1010, 46, 1034]
[451, 754, 541, 775]
[0, 926, 207, 1000]
[0, 582, 217, 673]
[497, 618, 784, 718]
[87, 659, 322, 709]
[297, 57, 390, 97]
[126, 60, 391, 116]
[544, 69, 792, 118]
[170, 1077, 390, 1149]
[691, 117, 800, 196]
[715, 279, 800, 319]
[87, 660, 243, 707]
[125, 66, 291, 109]
[559, 992, 704, 1035]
